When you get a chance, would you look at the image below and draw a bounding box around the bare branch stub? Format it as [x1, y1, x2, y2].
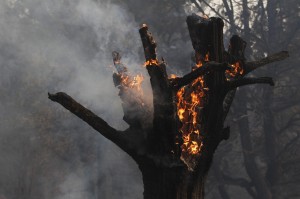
[244, 51, 290, 74]
[48, 92, 132, 152]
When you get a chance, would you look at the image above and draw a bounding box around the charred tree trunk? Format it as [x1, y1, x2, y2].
[48, 14, 289, 199]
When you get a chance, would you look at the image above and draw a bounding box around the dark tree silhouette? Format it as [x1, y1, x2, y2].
[48, 14, 288, 199]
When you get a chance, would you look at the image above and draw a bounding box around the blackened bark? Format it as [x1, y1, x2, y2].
[139, 162, 184, 199]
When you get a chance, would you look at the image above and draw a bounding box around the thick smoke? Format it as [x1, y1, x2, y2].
[0, 0, 145, 198]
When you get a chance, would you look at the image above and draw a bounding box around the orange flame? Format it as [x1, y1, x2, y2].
[169, 74, 177, 79]
[178, 108, 185, 121]
[226, 61, 244, 78]
[205, 52, 209, 61]
[195, 52, 209, 68]
[132, 74, 144, 92]
[188, 141, 202, 154]
[176, 54, 209, 159]
[196, 62, 203, 68]
[144, 59, 159, 67]
[120, 73, 144, 91]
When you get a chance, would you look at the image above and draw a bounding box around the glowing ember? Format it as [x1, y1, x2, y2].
[120, 73, 144, 91]
[169, 74, 177, 79]
[196, 52, 209, 68]
[205, 52, 209, 61]
[196, 62, 203, 68]
[226, 61, 244, 78]
[132, 74, 144, 92]
[188, 141, 202, 154]
[144, 59, 159, 66]
[178, 108, 185, 121]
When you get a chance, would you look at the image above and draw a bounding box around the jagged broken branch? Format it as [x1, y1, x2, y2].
[48, 92, 131, 152]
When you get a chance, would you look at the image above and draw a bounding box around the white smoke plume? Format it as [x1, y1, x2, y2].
[0, 0, 146, 198]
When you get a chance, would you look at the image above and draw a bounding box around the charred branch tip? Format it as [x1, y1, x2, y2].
[48, 92, 64, 101]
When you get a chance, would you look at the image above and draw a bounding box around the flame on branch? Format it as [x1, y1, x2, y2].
[112, 51, 144, 90]
[111, 51, 148, 128]
[226, 61, 244, 77]
[176, 54, 208, 169]
[144, 59, 159, 67]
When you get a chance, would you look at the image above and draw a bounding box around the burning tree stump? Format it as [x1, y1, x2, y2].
[48, 14, 289, 199]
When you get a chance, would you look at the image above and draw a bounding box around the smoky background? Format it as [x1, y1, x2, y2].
[0, 0, 299, 199]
